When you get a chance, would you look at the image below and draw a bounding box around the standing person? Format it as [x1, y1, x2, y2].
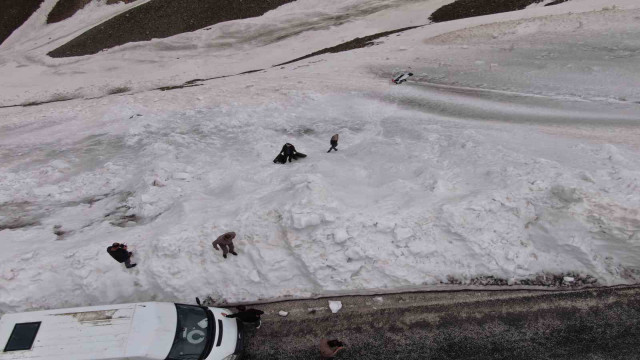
[280, 143, 297, 163]
[222, 306, 264, 329]
[212, 231, 238, 259]
[106, 242, 137, 268]
[327, 134, 339, 153]
[319, 339, 344, 358]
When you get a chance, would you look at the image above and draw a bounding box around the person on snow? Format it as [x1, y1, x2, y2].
[107, 242, 137, 268]
[280, 143, 298, 163]
[222, 306, 264, 329]
[318, 339, 344, 358]
[212, 231, 238, 259]
[327, 134, 339, 153]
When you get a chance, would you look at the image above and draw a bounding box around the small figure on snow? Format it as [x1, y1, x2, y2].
[327, 134, 339, 153]
[212, 231, 238, 259]
[273, 143, 307, 164]
[222, 305, 264, 329]
[319, 339, 345, 358]
[107, 242, 137, 268]
[392, 72, 413, 84]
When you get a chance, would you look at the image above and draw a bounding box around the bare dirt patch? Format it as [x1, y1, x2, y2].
[276, 26, 420, 66]
[0, 0, 44, 45]
[47, 0, 138, 24]
[429, 0, 549, 23]
[48, 0, 296, 57]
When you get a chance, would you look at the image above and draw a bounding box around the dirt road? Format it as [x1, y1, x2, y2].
[235, 285, 640, 359]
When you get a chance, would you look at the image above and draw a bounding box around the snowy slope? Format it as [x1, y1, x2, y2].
[0, 0, 639, 313]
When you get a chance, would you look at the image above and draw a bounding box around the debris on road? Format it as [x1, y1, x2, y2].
[329, 301, 342, 313]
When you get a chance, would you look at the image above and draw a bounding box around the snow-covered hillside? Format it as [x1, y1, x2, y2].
[0, 0, 639, 313]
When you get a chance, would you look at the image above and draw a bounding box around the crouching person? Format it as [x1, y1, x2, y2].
[107, 242, 137, 268]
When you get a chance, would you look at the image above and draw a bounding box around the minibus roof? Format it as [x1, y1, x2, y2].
[0, 302, 176, 360]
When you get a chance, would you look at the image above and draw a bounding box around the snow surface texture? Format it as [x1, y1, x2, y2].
[1, 0, 640, 313]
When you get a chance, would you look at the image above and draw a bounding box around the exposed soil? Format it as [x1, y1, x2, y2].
[429, 0, 547, 23]
[47, 0, 138, 24]
[276, 26, 421, 66]
[48, 0, 296, 57]
[546, 0, 569, 6]
[0, 0, 44, 45]
[238, 286, 640, 360]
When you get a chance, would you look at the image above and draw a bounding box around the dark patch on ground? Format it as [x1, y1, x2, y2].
[0, 201, 42, 231]
[545, 0, 569, 6]
[48, 0, 297, 57]
[429, 0, 545, 23]
[242, 286, 640, 359]
[107, 86, 131, 95]
[0, 0, 44, 45]
[157, 83, 203, 91]
[155, 69, 264, 91]
[446, 273, 598, 288]
[21, 94, 79, 107]
[275, 26, 421, 66]
[47, 0, 137, 24]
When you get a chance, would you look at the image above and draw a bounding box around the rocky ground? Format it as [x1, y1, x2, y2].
[47, 0, 297, 57]
[47, 0, 138, 24]
[234, 285, 640, 359]
[0, 0, 44, 45]
[429, 0, 547, 23]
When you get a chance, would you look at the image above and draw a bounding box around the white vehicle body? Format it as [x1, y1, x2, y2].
[0, 302, 243, 360]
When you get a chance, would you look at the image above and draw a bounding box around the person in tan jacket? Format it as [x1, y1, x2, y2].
[212, 231, 237, 259]
[327, 134, 339, 153]
[318, 339, 344, 358]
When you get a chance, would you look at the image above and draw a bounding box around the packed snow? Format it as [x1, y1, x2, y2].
[1, 0, 639, 314]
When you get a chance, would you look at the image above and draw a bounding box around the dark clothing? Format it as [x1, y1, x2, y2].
[107, 246, 130, 263]
[124, 258, 136, 268]
[213, 232, 237, 258]
[280, 143, 298, 163]
[213, 232, 235, 248]
[280, 144, 297, 156]
[275, 144, 306, 164]
[328, 134, 339, 152]
[328, 140, 338, 153]
[227, 309, 264, 323]
[273, 153, 287, 164]
[218, 242, 235, 257]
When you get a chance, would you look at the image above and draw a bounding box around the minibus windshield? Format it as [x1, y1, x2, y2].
[167, 304, 214, 360]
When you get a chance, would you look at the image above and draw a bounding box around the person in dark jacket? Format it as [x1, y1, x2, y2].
[280, 143, 297, 163]
[327, 134, 339, 153]
[212, 231, 237, 259]
[107, 242, 137, 268]
[222, 306, 264, 329]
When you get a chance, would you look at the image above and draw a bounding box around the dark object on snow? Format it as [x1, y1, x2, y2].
[224, 308, 264, 328]
[392, 72, 413, 84]
[48, 0, 297, 57]
[319, 338, 345, 358]
[107, 242, 137, 268]
[276, 26, 420, 67]
[545, 0, 568, 6]
[273, 153, 287, 164]
[212, 232, 237, 259]
[429, 0, 546, 23]
[275, 143, 306, 163]
[328, 134, 339, 153]
[1, 0, 44, 46]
